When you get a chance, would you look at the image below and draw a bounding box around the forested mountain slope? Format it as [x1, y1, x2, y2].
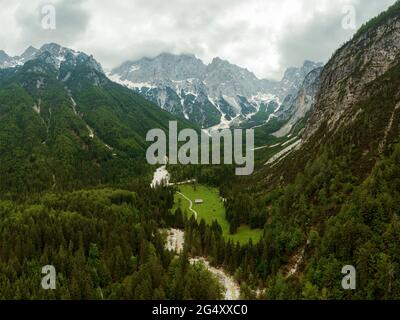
[210, 2, 400, 299]
[0, 44, 195, 196]
[253, 2, 400, 188]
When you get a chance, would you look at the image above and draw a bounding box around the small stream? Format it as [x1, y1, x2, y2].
[163, 229, 241, 300]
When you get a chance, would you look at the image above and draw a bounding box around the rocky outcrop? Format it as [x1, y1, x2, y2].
[0, 46, 40, 69]
[303, 9, 400, 141]
[0, 50, 15, 68]
[272, 67, 322, 137]
[259, 3, 400, 187]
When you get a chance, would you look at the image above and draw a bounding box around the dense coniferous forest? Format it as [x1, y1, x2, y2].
[0, 187, 223, 299]
[2, 136, 399, 299]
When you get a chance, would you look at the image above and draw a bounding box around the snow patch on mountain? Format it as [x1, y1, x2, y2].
[107, 73, 156, 89]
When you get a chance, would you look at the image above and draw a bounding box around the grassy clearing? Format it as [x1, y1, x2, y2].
[174, 184, 263, 244]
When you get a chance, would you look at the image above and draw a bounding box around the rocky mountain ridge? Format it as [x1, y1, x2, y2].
[109, 54, 322, 129]
[304, 6, 400, 142]
[258, 1, 400, 185]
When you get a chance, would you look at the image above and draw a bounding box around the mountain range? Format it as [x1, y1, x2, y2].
[2, 45, 323, 139]
[109, 54, 323, 130]
[0, 43, 195, 194]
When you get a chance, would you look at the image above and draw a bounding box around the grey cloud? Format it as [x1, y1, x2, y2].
[277, 10, 354, 68]
[277, 0, 396, 73]
[1, 0, 397, 79]
[15, 0, 90, 50]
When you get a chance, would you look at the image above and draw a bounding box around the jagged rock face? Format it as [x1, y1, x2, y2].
[275, 60, 323, 101]
[20, 46, 39, 62]
[112, 53, 206, 83]
[303, 13, 400, 141]
[258, 3, 400, 187]
[203, 57, 266, 98]
[0, 50, 14, 67]
[110, 53, 322, 129]
[0, 43, 103, 76]
[38, 43, 104, 74]
[0, 43, 107, 91]
[0, 47, 40, 68]
[272, 67, 322, 137]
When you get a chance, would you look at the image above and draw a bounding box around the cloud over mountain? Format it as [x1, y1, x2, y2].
[0, 0, 396, 80]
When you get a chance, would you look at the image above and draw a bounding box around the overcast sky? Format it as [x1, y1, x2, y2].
[0, 0, 396, 80]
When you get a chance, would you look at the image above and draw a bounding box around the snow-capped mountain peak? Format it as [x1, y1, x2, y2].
[109, 53, 323, 129]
